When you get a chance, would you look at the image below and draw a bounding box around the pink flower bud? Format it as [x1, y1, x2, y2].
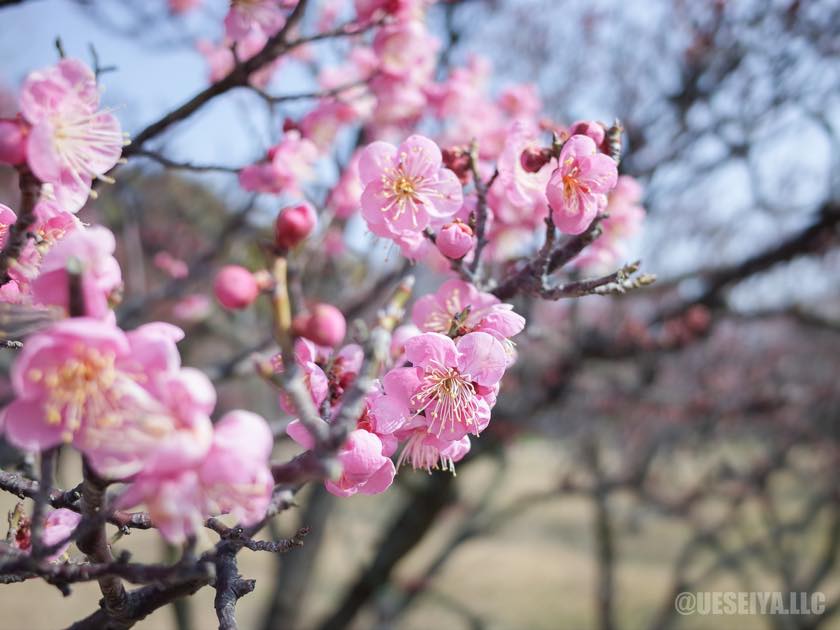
[436, 221, 475, 259]
[293, 303, 346, 347]
[0, 117, 27, 166]
[568, 120, 606, 147]
[275, 203, 317, 249]
[214, 265, 259, 310]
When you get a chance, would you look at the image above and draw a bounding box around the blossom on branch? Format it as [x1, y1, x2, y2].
[545, 134, 618, 234]
[18, 59, 125, 200]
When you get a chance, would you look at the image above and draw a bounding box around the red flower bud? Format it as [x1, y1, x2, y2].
[275, 203, 317, 249]
[519, 146, 552, 173]
[442, 146, 471, 183]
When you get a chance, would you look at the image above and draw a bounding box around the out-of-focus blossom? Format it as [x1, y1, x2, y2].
[327, 150, 363, 218]
[31, 226, 122, 319]
[239, 131, 318, 196]
[196, 32, 277, 87]
[0, 116, 27, 165]
[575, 175, 646, 270]
[3, 319, 214, 479]
[117, 410, 272, 544]
[275, 203, 317, 249]
[153, 251, 189, 279]
[19, 59, 124, 195]
[168, 0, 202, 14]
[225, 0, 287, 42]
[292, 302, 346, 348]
[498, 83, 542, 119]
[214, 265, 259, 310]
[172, 294, 212, 323]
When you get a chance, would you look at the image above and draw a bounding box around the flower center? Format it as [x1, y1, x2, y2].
[50, 108, 124, 189]
[381, 163, 426, 225]
[27, 346, 121, 440]
[411, 364, 479, 435]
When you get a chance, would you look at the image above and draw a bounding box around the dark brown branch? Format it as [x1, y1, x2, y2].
[130, 150, 240, 173]
[75, 461, 128, 618]
[655, 201, 840, 321]
[492, 215, 607, 300]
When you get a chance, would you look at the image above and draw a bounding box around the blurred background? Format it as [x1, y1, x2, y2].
[1, 0, 839, 628]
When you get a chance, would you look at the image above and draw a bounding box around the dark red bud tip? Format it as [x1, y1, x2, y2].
[442, 146, 471, 183]
[520, 147, 552, 173]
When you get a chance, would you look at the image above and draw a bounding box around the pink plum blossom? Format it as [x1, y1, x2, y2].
[239, 131, 318, 196]
[327, 150, 363, 218]
[153, 251, 189, 279]
[19, 59, 124, 194]
[396, 419, 470, 473]
[275, 338, 329, 414]
[411, 279, 526, 346]
[546, 134, 618, 234]
[567, 120, 606, 147]
[225, 0, 287, 43]
[12, 508, 81, 562]
[495, 120, 552, 218]
[42, 509, 82, 560]
[198, 410, 275, 526]
[3, 318, 214, 479]
[359, 135, 462, 237]
[404, 331, 506, 439]
[116, 410, 272, 544]
[390, 323, 420, 363]
[325, 429, 395, 497]
[31, 225, 122, 319]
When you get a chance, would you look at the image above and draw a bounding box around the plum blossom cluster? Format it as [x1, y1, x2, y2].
[281, 279, 525, 497]
[0, 58, 276, 546]
[0, 0, 649, 574]
[2, 312, 275, 543]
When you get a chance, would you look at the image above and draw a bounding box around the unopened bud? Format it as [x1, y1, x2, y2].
[0, 117, 28, 166]
[214, 265, 260, 310]
[568, 120, 606, 146]
[275, 203, 317, 249]
[519, 146, 553, 173]
[436, 220, 475, 259]
[293, 302, 346, 347]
